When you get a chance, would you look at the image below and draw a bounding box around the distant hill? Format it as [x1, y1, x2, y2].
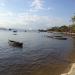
[0, 28, 7, 30]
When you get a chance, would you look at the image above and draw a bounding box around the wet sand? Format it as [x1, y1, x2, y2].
[0, 63, 72, 75]
[61, 47, 75, 75]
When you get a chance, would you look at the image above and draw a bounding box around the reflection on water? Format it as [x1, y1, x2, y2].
[0, 31, 75, 75]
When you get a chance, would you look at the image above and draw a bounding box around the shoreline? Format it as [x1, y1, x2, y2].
[61, 63, 75, 75]
[48, 31, 75, 37]
[61, 48, 75, 75]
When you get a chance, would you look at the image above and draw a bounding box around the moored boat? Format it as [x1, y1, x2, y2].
[8, 40, 23, 48]
[13, 30, 17, 32]
[47, 35, 67, 40]
[54, 37, 67, 40]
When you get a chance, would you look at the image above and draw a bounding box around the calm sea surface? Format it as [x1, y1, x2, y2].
[0, 30, 75, 75]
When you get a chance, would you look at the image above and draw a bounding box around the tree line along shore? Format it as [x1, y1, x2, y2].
[39, 15, 75, 36]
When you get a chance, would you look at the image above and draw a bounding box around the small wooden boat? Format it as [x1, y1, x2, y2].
[8, 40, 23, 48]
[47, 35, 67, 40]
[54, 37, 67, 40]
[13, 30, 17, 32]
[47, 36, 54, 38]
[54, 35, 67, 40]
[47, 35, 62, 38]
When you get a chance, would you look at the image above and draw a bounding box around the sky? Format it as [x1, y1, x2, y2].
[0, 0, 75, 29]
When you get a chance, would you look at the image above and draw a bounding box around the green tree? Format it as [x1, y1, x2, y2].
[72, 15, 75, 24]
[59, 25, 69, 32]
[70, 24, 75, 32]
[47, 27, 59, 32]
[71, 15, 75, 32]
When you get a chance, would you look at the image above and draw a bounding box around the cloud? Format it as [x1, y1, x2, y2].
[0, 3, 5, 7]
[0, 0, 69, 29]
[0, 11, 69, 29]
[29, 0, 53, 13]
[31, 0, 44, 10]
[0, 11, 14, 17]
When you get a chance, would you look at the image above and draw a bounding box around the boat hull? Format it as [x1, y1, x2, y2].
[8, 40, 23, 48]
